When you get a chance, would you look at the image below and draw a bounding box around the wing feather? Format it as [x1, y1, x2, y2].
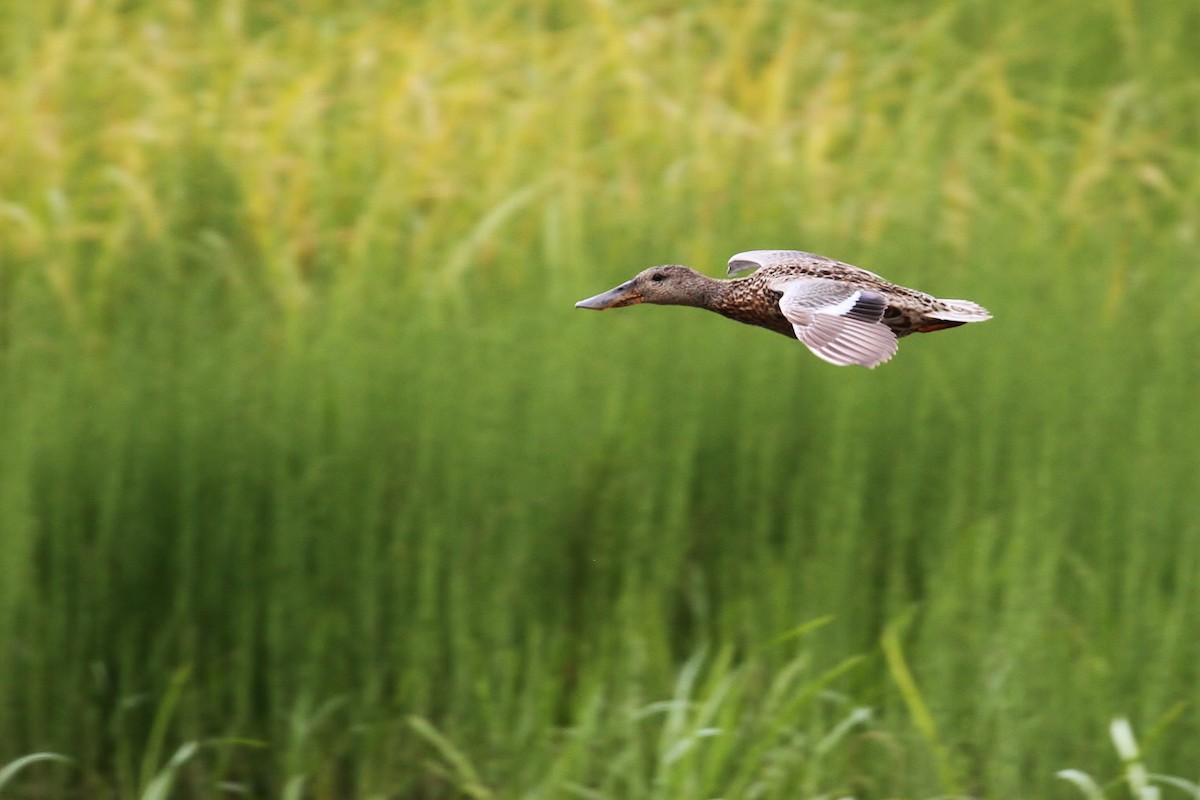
[727, 249, 887, 280]
[772, 277, 898, 368]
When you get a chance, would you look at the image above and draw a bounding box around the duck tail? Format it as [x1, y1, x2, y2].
[930, 298, 992, 323]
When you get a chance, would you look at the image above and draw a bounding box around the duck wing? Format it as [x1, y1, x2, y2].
[771, 277, 898, 368]
[727, 249, 886, 280]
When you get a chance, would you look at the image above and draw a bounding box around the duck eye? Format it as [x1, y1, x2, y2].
[650, 272, 667, 282]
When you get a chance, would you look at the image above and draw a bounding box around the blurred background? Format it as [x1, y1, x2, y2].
[2, 0, 1199, 797]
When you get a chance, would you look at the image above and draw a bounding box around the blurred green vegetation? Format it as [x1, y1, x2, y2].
[2, 0, 1200, 797]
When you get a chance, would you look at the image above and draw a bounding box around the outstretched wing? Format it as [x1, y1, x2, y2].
[727, 249, 886, 280]
[771, 277, 898, 368]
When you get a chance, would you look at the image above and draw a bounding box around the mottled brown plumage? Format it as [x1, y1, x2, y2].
[575, 249, 991, 368]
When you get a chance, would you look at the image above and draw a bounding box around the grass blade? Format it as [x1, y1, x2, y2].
[407, 716, 492, 799]
[0, 753, 74, 793]
[881, 617, 958, 796]
[1056, 769, 1108, 800]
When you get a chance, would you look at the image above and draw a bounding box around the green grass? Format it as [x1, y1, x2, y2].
[3, 0, 1200, 797]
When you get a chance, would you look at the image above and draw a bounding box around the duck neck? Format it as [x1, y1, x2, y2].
[674, 273, 726, 309]
[699, 276, 746, 314]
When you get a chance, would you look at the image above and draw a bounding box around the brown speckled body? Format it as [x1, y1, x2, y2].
[712, 262, 962, 339]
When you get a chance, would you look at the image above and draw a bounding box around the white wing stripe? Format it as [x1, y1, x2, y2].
[822, 290, 862, 317]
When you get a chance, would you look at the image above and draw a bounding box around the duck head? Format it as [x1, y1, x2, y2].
[575, 266, 714, 310]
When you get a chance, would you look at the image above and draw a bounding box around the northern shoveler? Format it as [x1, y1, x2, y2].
[575, 249, 991, 368]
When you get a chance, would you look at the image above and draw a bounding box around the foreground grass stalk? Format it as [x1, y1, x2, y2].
[0, 753, 74, 794]
[407, 716, 494, 799]
[881, 618, 959, 796]
[1057, 718, 1200, 800]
